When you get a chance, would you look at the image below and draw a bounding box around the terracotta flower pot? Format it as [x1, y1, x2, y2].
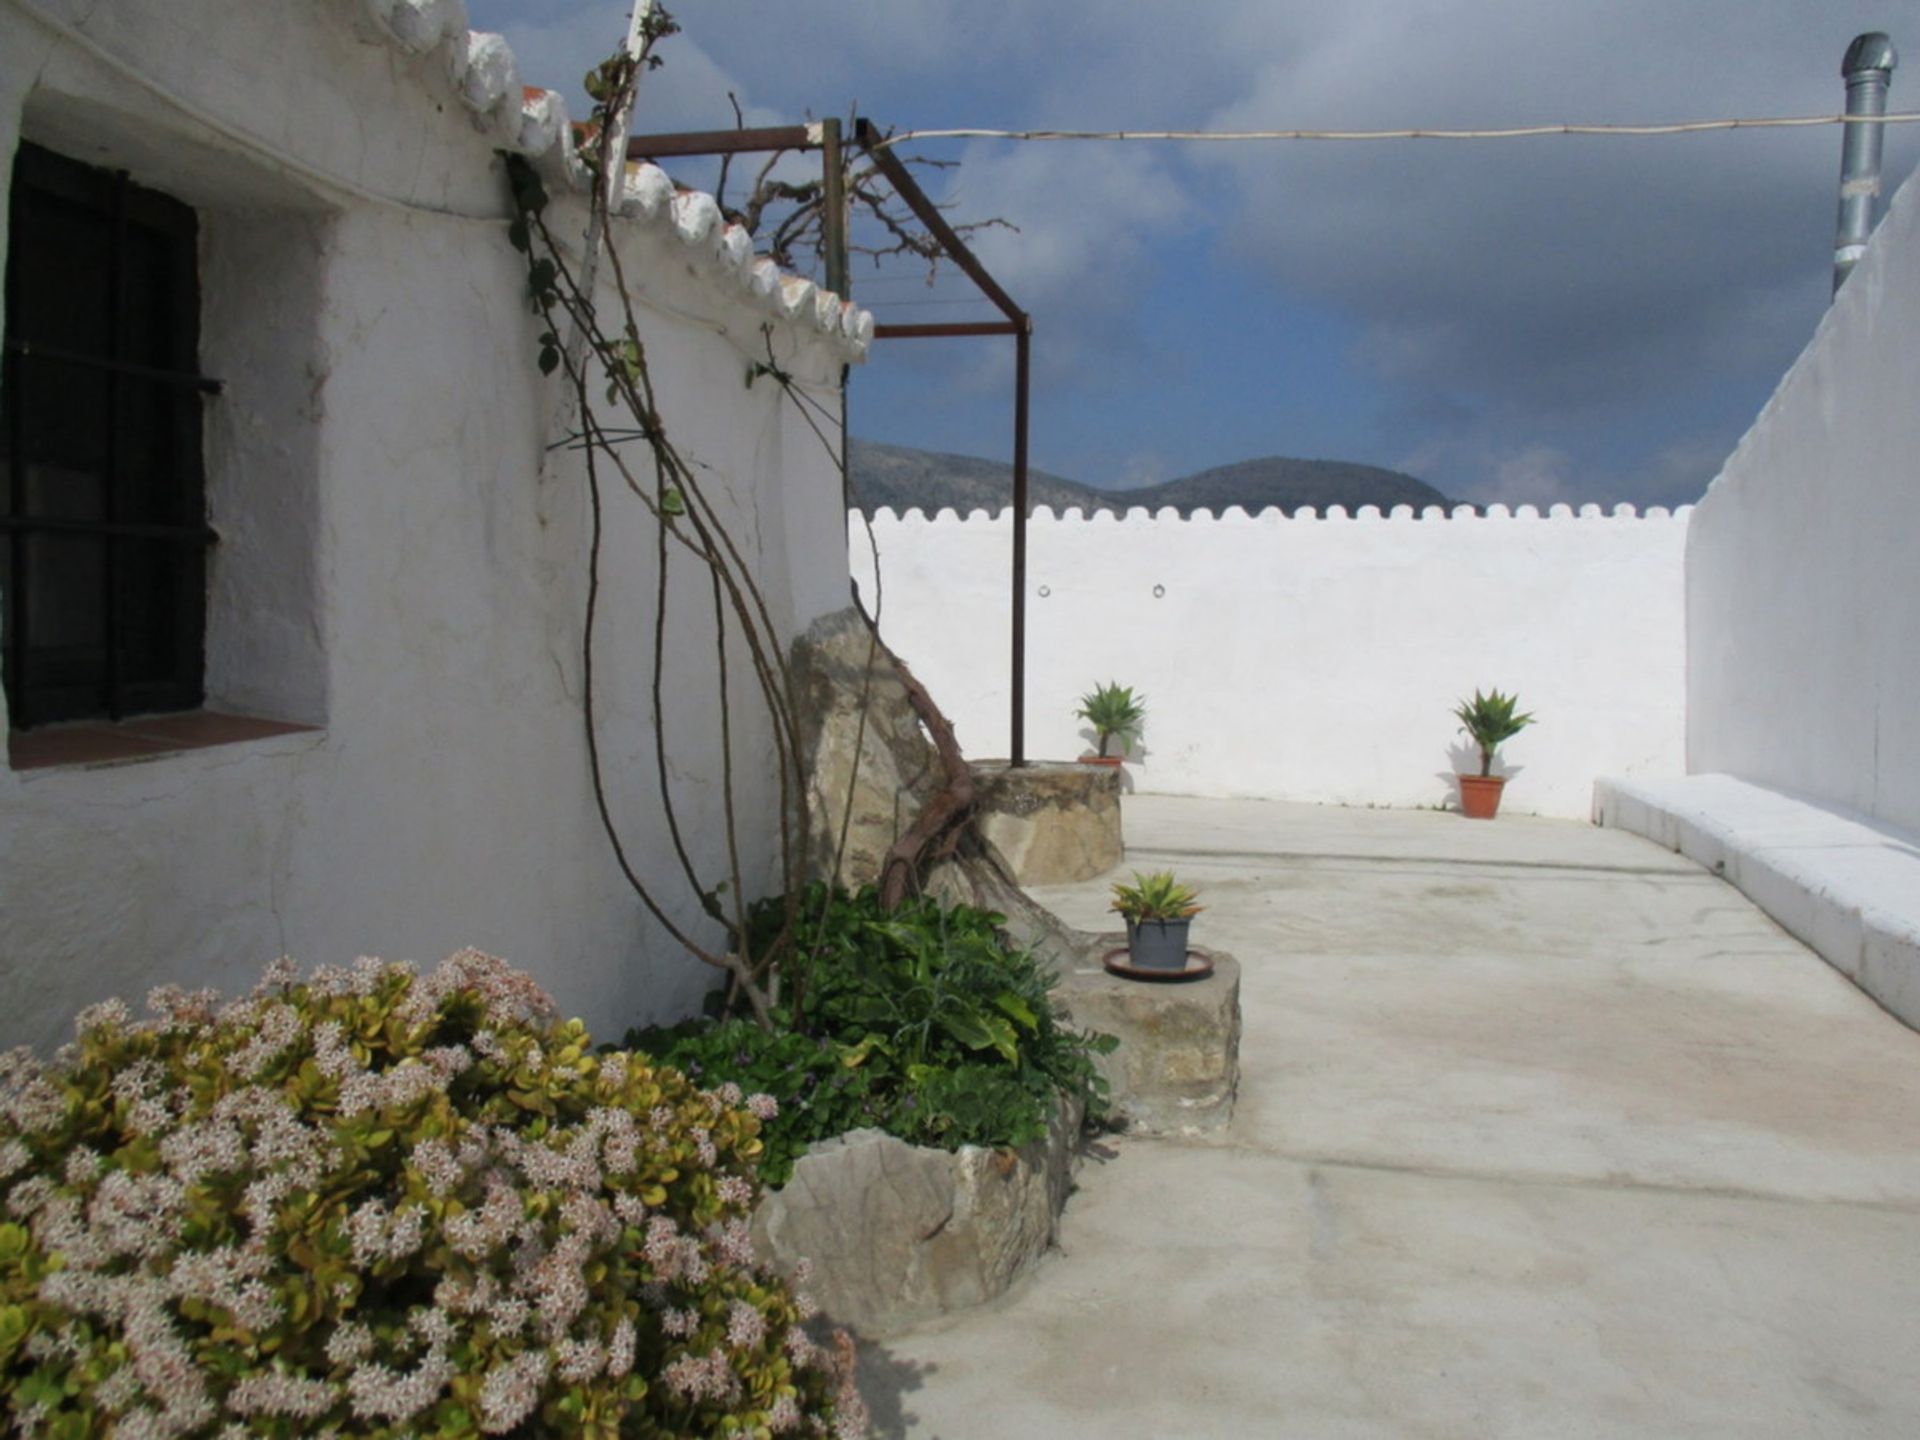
[1077, 755, 1125, 768]
[1457, 773, 1506, 819]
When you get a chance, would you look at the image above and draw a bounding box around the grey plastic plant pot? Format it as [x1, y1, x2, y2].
[1125, 917, 1192, 971]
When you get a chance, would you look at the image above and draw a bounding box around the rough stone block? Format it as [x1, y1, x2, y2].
[970, 760, 1123, 885]
[1051, 945, 1241, 1135]
[752, 1099, 1081, 1337]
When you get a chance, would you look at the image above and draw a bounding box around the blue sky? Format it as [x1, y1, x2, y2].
[466, 2, 1916, 507]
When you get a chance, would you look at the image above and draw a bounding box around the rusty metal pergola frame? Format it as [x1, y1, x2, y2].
[627, 118, 1034, 766]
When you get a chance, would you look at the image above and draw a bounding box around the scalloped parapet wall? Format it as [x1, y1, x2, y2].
[848, 499, 1692, 820]
[862, 501, 1693, 525]
[354, 0, 871, 360]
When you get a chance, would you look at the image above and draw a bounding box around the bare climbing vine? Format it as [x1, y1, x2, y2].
[506, 16, 811, 1027]
[504, 15, 1005, 1026]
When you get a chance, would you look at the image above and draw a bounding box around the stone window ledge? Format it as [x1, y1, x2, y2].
[8, 712, 319, 772]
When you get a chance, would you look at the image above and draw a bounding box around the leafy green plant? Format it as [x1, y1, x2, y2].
[632, 887, 1115, 1184]
[619, 1017, 880, 1189]
[0, 952, 864, 1439]
[1074, 681, 1146, 758]
[1109, 871, 1204, 923]
[1453, 687, 1536, 776]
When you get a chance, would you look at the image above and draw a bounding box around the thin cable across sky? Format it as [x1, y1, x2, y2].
[877, 113, 1920, 147]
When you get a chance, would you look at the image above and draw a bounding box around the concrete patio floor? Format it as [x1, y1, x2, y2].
[859, 795, 1920, 1438]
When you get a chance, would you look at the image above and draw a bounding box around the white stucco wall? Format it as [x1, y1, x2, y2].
[0, 0, 860, 1052]
[854, 503, 1689, 818]
[1686, 167, 1920, 833]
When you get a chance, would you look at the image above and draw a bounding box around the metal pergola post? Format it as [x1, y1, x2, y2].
[625, 116, 1035, 765]
[856, 119, 1033, 766]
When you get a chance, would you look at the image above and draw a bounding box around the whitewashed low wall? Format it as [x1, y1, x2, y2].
[853, 503, 1690, 818]
[1687, 168, 1920, 834]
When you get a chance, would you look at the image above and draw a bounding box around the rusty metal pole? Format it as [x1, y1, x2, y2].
[1012, 323, 1031, 767]
[820, 118, 852, 511]
[821, 118, 848, 300]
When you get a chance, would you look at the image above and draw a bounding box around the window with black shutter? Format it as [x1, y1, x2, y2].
[1, 141, 219, 730]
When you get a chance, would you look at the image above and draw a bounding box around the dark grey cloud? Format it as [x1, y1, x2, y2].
[1197, 0, 1917, 501]
[469, 0, 1917, 505]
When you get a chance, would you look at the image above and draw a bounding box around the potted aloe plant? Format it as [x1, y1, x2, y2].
[1110, 870, 1203, 971]
[1452, 687, 1535, 819]
[1075, 681, 1145, 766]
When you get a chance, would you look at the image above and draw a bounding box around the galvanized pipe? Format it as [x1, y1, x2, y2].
[1834, 31, 1898, 295]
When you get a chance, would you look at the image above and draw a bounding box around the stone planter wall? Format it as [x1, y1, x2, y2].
[751, 1098, 1082, 1337]
[1051, 947, 1242, 1135]
[970, 760, 1123, 885]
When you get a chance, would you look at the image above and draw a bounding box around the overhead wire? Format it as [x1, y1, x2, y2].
[877, 113, 1920, 148]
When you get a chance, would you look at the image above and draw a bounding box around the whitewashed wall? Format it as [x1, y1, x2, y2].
[1687, 168, 1920, 834]
[0, 1, 861, 1052]
[854, 503, 1690, 818]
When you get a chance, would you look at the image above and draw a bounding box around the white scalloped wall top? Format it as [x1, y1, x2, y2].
[359, 0, 871, 361]
[863, 502, 1695, 524]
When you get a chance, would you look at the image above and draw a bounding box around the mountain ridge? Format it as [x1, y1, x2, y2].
[848, 438, 1453, 517]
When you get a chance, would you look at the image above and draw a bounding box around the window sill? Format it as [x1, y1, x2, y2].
[8, 712, 319, 771]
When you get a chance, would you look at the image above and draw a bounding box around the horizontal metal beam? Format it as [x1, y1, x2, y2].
[0, 515, 218, 544]
[5, 339, 222, 395]
[873, 321, 1023, 339]
[626, 124, 816, 160]
[854, 119, 1028, 328]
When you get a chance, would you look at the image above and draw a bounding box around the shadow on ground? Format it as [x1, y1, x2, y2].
[854, 1341, 935, 1439]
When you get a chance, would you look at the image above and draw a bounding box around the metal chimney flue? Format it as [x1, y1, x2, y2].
[1833, 31, 1898, 296]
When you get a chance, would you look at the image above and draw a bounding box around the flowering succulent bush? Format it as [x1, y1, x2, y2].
[0, 951, 867, 1439]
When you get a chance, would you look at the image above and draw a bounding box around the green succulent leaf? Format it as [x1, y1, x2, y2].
[1109, 870, 1204, 922]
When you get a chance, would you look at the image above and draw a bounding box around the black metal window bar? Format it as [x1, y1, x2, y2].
[1, 142, 220, 731]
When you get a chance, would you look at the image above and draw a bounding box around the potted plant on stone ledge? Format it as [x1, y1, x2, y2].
[1452, 687, 1535, 819]
[1075, 681, 1145, 767]
[1110, 870, 1203, 972]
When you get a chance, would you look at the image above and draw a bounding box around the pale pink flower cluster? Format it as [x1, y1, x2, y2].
[477, 1348, 550, 1434]
[346, 1198, 428, 1267]
[227, 1001, 301, 1080]
[0, 1048, 66, 1134]
[337, 1053, 460, 1118]
[224, 1371, 336, 1420]
[662, 1346, 742, 1405]
[725, 1298, 767, 1350]
[396, 947, 558, 1029]
[711, 1216, 758, 1269]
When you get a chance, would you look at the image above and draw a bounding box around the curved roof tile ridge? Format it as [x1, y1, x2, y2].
[360, 2, 870, 360]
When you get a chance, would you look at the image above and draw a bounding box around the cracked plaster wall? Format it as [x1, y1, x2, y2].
[0, 1, 853, 1052]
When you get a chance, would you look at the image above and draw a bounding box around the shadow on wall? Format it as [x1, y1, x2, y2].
[1074, 724, 1150, 794]
[1436, 737, 1526, 810]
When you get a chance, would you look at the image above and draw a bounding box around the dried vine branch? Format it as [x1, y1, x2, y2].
[705, 116, 1017, 283]
[506, 21, 821, 1026]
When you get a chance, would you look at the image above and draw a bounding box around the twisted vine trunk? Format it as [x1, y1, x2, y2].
[875, 651, 974, 910]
